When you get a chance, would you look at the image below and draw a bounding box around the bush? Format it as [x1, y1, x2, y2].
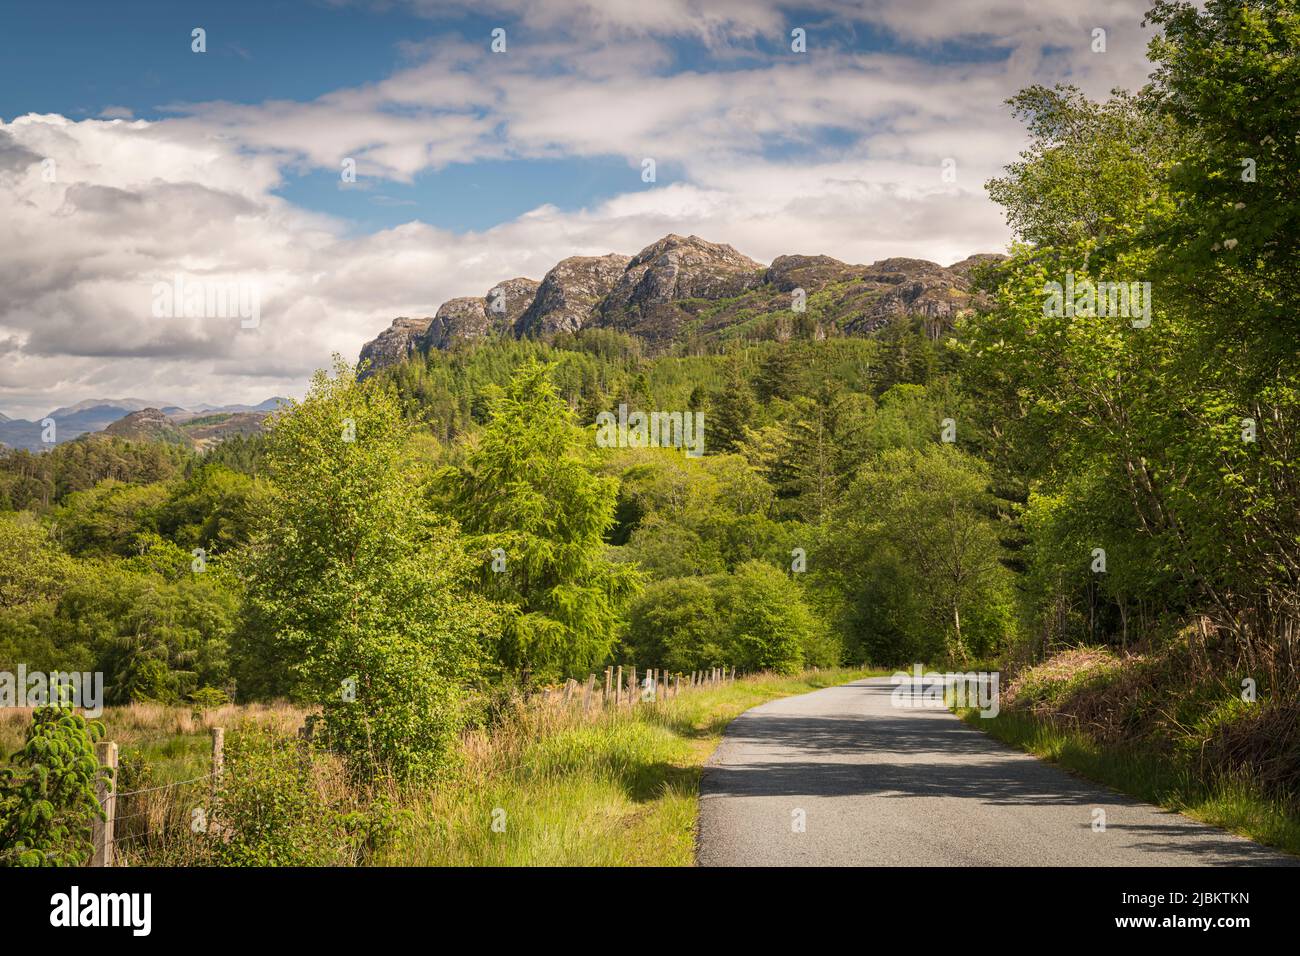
[317, 640, 465, 783]
[626, 562, 826, 674]
[0, 704, 109, 866]
[202, 723, 397, 866]
[627, 577, 727, 672]
[719, 562, 810, 674]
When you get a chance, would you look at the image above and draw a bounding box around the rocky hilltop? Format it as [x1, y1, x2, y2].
[358, 235, 1001, 377]
[518, 254, 630, 339]
[103, 407, 273, 451]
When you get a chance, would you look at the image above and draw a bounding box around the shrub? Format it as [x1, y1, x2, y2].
[239, 360, 496, 783]
[202, 723, 397, 866]
[627, 577, 727, 672]
[720, 562, 814, 674]
[0, 704, 109, 866]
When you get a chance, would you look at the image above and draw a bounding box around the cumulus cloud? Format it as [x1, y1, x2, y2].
[0, 0, 1158, 418]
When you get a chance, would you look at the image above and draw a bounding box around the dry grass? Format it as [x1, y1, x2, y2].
[0, 699, 309, 757]
[970, 632, 1300, 853]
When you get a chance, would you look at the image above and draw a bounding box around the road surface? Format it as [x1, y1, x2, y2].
[697, 677, 1295, 866]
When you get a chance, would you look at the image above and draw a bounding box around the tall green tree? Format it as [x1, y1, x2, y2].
[240, 358, 495, 782]
[965, 0, 1300, 670]
[436, 361, 639, 683]
[709, 359, 757, 453]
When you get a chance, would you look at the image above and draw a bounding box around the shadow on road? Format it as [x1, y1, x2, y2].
[699, 680, 1296, 865]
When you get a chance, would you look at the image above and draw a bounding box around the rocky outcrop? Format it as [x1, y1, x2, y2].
[485, 277, 541, 331]
[605, 235, 763, 308]
[764, 254, 862, 293]
[843, 258, 976, 334]
[419, 278, 541, 351]
[102, 408, 190, 446]
[355, 235, 1005, 373]
[420, 298, 487, 351]
[517, 254, 629, 338]
[947, 253, 1005, 274]
[595, 235, 764, 346]
[359, 317, 434, 379]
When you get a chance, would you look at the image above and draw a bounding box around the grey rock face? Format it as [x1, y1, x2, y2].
[595, 235, 764, 346]
[517, 255, 630, 338]
[358, 316, 434, 378]
[486, 277, 541, 331]
[843, 257, 986, 333]
[603, 234, 763, 312]
[764, 254, 861, 293]
[419, 278, 542, 351]
[419, 298, 488, 351]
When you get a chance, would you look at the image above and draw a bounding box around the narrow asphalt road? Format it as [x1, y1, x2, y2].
[697, 677, 1295, 866]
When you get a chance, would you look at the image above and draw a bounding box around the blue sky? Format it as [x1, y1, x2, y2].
[1, 1, 576, 230]
[0, 0, 1022, 232]
[0, 0, 1156, 416]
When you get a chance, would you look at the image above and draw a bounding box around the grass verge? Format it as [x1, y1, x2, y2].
[376, 667, 881, 866]
[956, 706, 1300, 857]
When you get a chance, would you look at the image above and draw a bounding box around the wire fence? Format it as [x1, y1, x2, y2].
[91, 731, 224, 867]
[87, 666, 739, 865]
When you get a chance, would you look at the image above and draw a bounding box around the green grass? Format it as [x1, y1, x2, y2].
[376, 668, 882, 866]
[956, 706, 1300, 857]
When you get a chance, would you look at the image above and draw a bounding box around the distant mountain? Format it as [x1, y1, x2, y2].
[184, 411, 272, 450]
[0, 397, 288, 452]
[357, 234, 1003, 377]
[0, 402, 147, 450]
[166, 397, 286, 424]
[46, 398, 163, 418]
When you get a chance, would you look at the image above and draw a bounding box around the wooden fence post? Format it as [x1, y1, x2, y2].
[91, 740, 118, 867]
[604, 667, 612, 708]
[210, 726, 224, 806]
[629, 667, 637, 707]
[615, 665, 623, 707]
